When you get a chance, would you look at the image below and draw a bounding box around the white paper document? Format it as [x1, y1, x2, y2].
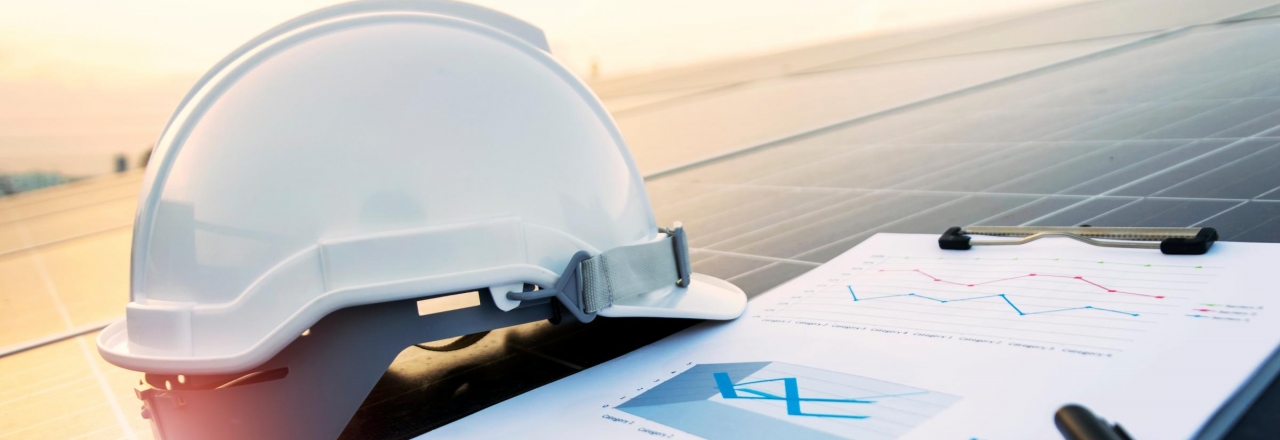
[425, 233, 1280, 439]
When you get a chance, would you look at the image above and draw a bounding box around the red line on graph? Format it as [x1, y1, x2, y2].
[877, 269, 1165, 299]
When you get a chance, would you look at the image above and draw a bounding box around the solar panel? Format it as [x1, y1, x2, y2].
[344, 16, 1280, 439]
[6, 3, 1280, 439]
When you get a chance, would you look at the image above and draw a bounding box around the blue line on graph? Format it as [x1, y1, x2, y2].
[712, 372, 924, 419]
[847, 286, 1138, 317]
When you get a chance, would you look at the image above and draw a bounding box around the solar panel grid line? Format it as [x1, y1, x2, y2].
[678, 106, 1124, 190]
[1220, 1, 1280, 21]
[75, 346, 137, 437]
[1144, 99, 1280, 140]
[665, 103, 1274, 259]
[868, 109, 1170, 190]
[3, 401, 113, 438]
[1001, 71, 1280, 221]
[968, 198, 1067, 227]
[0, 173, 144, 211]
[0, 188, 142, 223]
[782, 195, 979, 261]
[0, 374, 117, 425]
[0, 223, 133, 260]
[684, 192, 858, 249]
[653, 109, 1067, 227]
[1002, 198, 1280, 238]
[603, 3, 1118, 114]
[1256, 184, 1280, 199]
[977, 141, 1205, 194]
[0, 318, 118, 359]
[608, 82, 749, 118]
[4, 207, 136, 440]
[1053, 140, 1229, 195]
[1064, 43, 1274, 99]
[793, 198, 1063, 262]
[724, 261, 794, 285]
[680, 82, 1259, 258]
[1149, 141, 1280, 198]
[864, 136, 1280, 144]
[967, 38, 1280, 113]
[655, 184, 855, 240]
[655, 184, 834, 229]
[691, 191, 901, 250]
[639, 23, 1194, 181]
[0, 379, 96, 417]
[1020, 127, 1280, 226]
[1221, 204, 1280, 239]
[697, 192, 939, 251]
[1049, 140, 1228, 195]
[1148, 76, 1280, 110]
[1055, 103, 1226, 142]
[1043, 82, 1260, 140]
[2, 366, 87, 398]
[691, 191, 952, 258]
[647, 109, 999, 215]
[1074, 198, 1148, 225]
[1190, 200, 1252, 226]
[65, 423, 127, 440]
[587, 21, 974, 99]
[803, 31, 1160, 84]
[790, 3, 1098, 76]
[0, 194, 139, 226]
[777, 141, 1009, 191]
[916, 36, 1203, 111]
[690, 248, 823, 267]
[4, 366, 136, 425]
[675, 182, 1280, 207]
[6, 214, 75, 330]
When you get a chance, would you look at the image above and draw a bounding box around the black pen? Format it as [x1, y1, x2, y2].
[1056, 404, 1134, 440]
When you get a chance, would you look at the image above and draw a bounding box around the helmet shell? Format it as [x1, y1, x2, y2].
[99, 1, 659, 374]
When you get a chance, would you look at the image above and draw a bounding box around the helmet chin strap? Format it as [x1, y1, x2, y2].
[507, 225, 692, 322]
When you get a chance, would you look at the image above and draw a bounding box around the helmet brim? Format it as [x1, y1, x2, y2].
[595, 273, 747, 320]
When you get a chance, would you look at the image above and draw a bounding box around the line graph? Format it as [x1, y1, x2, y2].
[847, 287, 1141, 317]
[616, 362, 959, 440]
[757, 252, 1220, 352]
[877, 269, 1166, 299]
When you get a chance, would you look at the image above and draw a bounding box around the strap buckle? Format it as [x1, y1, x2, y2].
[507, 222, 694, 323]
[663, 222, 692, 288]
[507, 251, 597, 323]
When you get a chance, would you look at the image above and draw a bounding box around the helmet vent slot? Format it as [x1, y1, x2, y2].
[416, 291, 481, 316]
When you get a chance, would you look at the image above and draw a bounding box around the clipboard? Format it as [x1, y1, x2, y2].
[934, 225, 1280, 440]
[939, 226, 1218, 255]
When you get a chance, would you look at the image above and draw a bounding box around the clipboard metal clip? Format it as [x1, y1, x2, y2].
[939, 226, 1217, 255]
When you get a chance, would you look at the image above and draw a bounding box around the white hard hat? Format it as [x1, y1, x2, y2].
[97, 0, 747, 376]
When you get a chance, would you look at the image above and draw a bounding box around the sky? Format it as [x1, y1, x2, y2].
[0, 0, 1077, 176]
